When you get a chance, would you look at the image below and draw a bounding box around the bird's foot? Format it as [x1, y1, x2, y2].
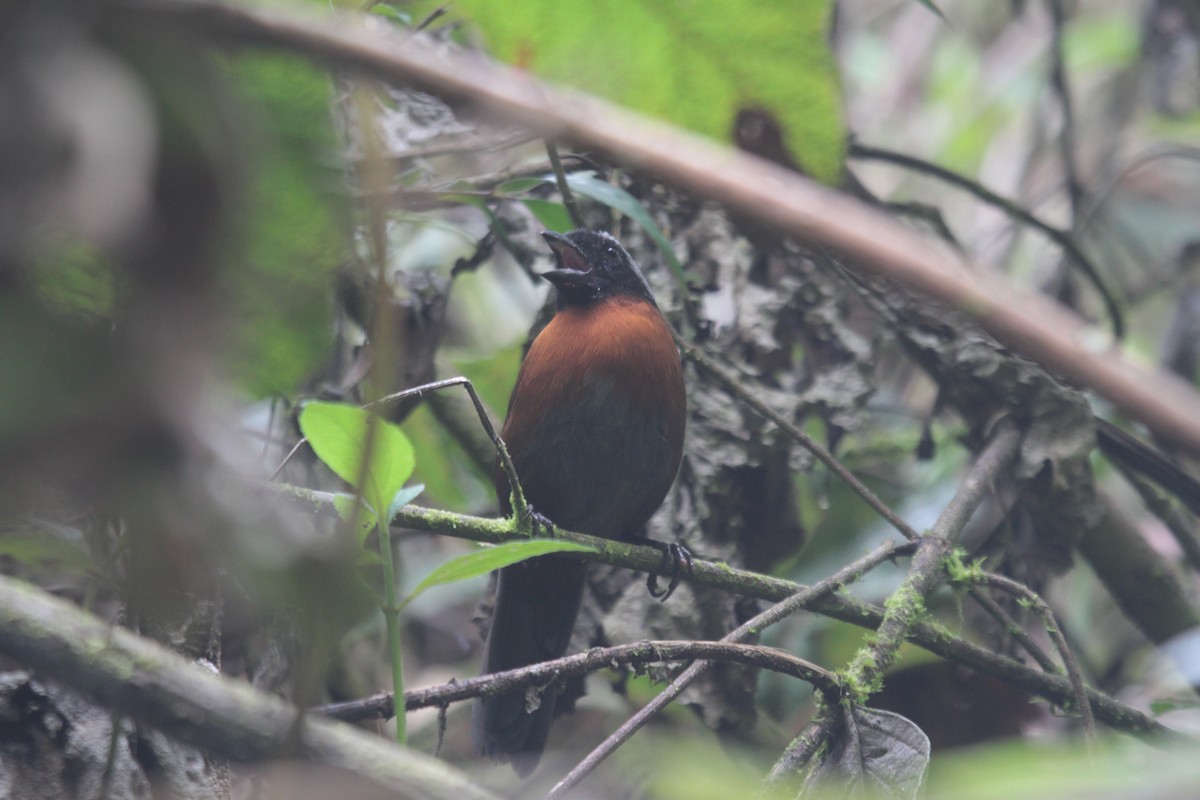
[521, 505, 556, 538]
[647, 541, 694, 601]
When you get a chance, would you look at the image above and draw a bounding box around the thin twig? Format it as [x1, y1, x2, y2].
[776, 713, 838, 780]
[678, 338, 921, 541]
[545, 140, 586, 228]
[967, 587, 1059, 673]
[848, 142, 1123, 340]
[411, 4, 446, 33]
[544, 539, 912, 800]
[884, 199, 967, 256]
[314, 640, 839, 723]
[1047, 0, 1085, 217]
[1077, 145, 1200, 236]
[268, 438, 308, 481]
[981, 571, 1097, 745]
[1113, 463, 1200, 574]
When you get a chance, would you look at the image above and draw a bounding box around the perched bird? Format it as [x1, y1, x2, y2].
[474, 229, 688, 774]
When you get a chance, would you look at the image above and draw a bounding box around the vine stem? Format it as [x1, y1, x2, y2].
[377, 520, 406, 744]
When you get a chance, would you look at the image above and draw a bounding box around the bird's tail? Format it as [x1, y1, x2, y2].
[473, 555, 587, 775]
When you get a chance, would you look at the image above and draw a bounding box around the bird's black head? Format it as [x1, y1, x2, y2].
[540, 230, 657, 308]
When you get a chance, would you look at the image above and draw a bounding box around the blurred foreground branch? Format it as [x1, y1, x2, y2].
[0, 575, 499, 800]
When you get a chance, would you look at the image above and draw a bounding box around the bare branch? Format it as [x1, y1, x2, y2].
[545, 539, 911, 799]
[847, 143, 1120, 339]
[981, 571, 1096, 744]
[314, 640, 838, 723]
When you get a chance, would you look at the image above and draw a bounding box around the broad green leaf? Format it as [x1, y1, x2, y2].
[565, 172, 686, 287]
[427, 0, 844, 182]
[299, 402, 415, 520]
[399, 540, 597, 610]
[522, 199, 574, 233]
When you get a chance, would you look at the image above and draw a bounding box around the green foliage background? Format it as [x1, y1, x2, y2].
[418, 0, 846, 182]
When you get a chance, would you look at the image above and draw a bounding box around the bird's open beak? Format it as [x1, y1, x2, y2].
[540, 232, 592, 288]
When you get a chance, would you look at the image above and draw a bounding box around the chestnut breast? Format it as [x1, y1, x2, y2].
[497, 296, 686, 540]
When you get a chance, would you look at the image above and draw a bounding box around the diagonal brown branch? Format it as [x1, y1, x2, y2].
[106, 0, 1200, 455]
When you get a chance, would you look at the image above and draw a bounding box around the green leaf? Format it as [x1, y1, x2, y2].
[425, 0, 845, 182]
[521, 198, 574, 233]
[1150, 697, 1200, 715]
[299, 402, 415, 520]
[564, 172, 686, 287]
[399, 540, 597, 610]
[369, 3, 412, 25]
[385, 483, 425, 526]
[496, 177, 547, 195]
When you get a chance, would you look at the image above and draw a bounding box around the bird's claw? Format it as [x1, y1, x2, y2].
[647, 541, 694, 601]
[521, 505, 555, 538]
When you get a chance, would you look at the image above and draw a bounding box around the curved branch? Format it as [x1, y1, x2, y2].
[314, 640, 838, 723]
[545, 539, 911, 800]
[980, 571, 1096, 743]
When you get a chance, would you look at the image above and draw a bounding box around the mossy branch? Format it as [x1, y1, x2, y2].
[771, 422, 1023, 780]
[268, 481, 1171, 740]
